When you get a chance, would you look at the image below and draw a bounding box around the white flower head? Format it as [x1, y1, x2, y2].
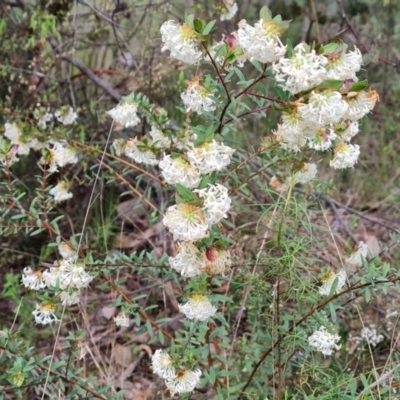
[152, 349, 176, 380]
[237, 18, 287, 64]
[169, 241, 206, 277]
[181, 78, 216, 115]
[163, 204, 209, 242]
[186, 140, 235, 174]
[204, 247, 232, 275]
[34, 104, 53, 128]
[274, 111, 315, 152]
[58, 257, 93, 290]
[54, 106, 78, 125]
[273, 43, 328, 94]
[325, 46, 362, 81]
[4, 123, 38, 155]
[114, 312, 130, 328]
[174, 129, 198, 150]
[112, 138, 126, 156]
[318, 269, 346, 296]
[360, 325, 384, 347]
[335, 121, 359, 142]
[107, 102, 140, 128]
[149, 126, 173, 149]
[194, 183, 232, 225]
[329, 143, 360, 169]
[32, 302, 58, 325]
[124, 138, 158, 165]
[160, 21, 203, 64]
[293, 163, 317, 184]
[58, 242, 75, 259]
[344, 90, 379, 120]
[43, 142, 78, 172]
[49, 181, 73, 203]
[60, 290, 80, 306]
[308, 125, 337, 151]
[22, 267, 46, 290]
[308, 326, 341, 356]
[179, 294, 217, 321]
[298, 90, 348, 126]
[269, 175, 289, 192]
[77, 340, 90, 360]
[165, 369, 202, 396]
[346, 241, 368, 268]
[43, 267, 60, 288]
[220, 1, 238, 21]
[159, 155, 201, 189]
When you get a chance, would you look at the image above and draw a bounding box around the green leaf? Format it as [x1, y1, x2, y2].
[175, 184, 198, 202]
[260, 6, 272, 21]
[198, 175, 210, 190]
[365, 287, 371, 303]
[286, 38, 294, 58]
[322, 42, 339, 53]
[329, 302, 337, 323]
[234, 67, 245, 82]
[193, 19, 203, 33]
[178, 71, 185, 90]
[348, 80, 368, 92]
[202, 20, 216, 35]
[214, 43, 228, 61]
[274, 86, 291, 102]
[251, 60, 263, 73]
[186, 14, 195, 30]
[317, 80, 344, 90]
[329, 277, 339, 296]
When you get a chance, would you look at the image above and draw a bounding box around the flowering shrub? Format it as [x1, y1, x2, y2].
[1, 2, 399, 400]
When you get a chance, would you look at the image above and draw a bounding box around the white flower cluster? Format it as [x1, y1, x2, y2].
[44, 141, 79, 173]
[4, 123, 39, 157]
[114, 312, 130, 328]
[220, 1, 238, 21]
[152, 349, 202, 395]
[308, 326, 341, 356]
[34, 104, 78, 128]
[179, 294, 217, 321]
[181, 79, 216, 115]
[346, 241, 368, 268]
[292, 163, 318, 184]
[360, 325, 384, 347]
[194, 183, 231, 225]
[32, 302, 59, 325]
[186, 139, 235, 174]
[49, 181, 73, 202]
[318, 269, 346, 296]
[159, 155, 201, 189]
[160, 21, 203, 64]
[169, 242, 231, 277]
[23, 254, 92, 325]
[54, 106, 78, 125]
[272, 42, 378, 169]
[273, 43, 328, 95]
[349, 325, 384, 349]
[107, 102, 140, 128]
[163, 183, 232, 241]
[238, 18, 287, 64]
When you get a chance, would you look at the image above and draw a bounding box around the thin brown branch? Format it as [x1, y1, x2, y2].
[49, 38, 122, 102]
